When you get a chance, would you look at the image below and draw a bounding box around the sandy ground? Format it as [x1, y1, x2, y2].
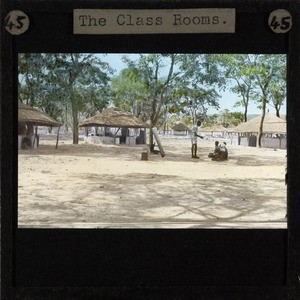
[18, 136, 287, 228]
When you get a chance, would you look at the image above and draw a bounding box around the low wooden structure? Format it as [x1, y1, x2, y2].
[78, 107, 150, 145]
[172, 122, 189, 136]
[18, 102, 63, 149]
[233, 114, 286, 149]
[200, 125, 226, 137]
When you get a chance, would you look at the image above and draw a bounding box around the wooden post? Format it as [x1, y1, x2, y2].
[56, 126, 60, 149]
[32, 125, 36, 148]
[141, 151, 148, 161]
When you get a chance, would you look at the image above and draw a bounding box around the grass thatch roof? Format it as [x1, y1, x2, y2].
[18, 102, 62, 127]
[78, 107, 150, 128]
[233, 114, 286, 134]
[172, 122, 188, 131]
[200, 125, 226, 132]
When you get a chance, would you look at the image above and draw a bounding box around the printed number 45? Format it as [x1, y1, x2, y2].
[269, 16, 291, 31]
[5, 14, 27, 30]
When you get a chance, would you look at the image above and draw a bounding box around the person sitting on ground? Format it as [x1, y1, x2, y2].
[208, 141, 228, 161]
[208, 141, 221, 159]
[221, 142, 228, 160]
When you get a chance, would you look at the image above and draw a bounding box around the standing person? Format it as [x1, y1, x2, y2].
[189, 120, 203, 159]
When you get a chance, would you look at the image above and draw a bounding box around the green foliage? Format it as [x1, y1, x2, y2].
[203, 110, 243, 128]
[18, 53, 113, 143]
[218, 54, 286, 122]
[19, 53, 286, 145]
[111, 67, 150, 121]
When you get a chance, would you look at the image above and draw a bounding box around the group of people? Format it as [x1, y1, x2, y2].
[208, 141, 228, 161]
[189, 120, 228, 161]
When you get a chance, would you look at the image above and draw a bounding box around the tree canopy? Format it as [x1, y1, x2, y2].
[19, 53, 113, 143]
[18, 53, 286, 146]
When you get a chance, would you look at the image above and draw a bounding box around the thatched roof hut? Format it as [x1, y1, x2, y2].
[18, 102, 62, 149]
[78, 107, 149, 128]
[172, 122, 188, 132]
[200, 125, 226, 132]
[233, 114, 286, 134]
[18, 102, 62, 127]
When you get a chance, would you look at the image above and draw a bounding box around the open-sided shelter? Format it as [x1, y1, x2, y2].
[172, 122, 189, 136]
[78, 107, 150, 145]
[200, 125, 226, 137]
[18, 102, 63, 149]
[233, 114, 286, 148]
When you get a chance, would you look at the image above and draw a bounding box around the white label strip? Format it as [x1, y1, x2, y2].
[74, 9, 236, 34]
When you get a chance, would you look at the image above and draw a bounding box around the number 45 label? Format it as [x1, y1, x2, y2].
[268, 9, 292, 33]
[5, 10, 30, 35]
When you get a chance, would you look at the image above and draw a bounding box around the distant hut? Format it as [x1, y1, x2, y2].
[233, 114, 286, 149]
[200, 125, 226, 137]
[18, 102, 63, 149]
[172, 122, 188, 136]
[158, 123, 173, 135]
[78, 107, 150, 145]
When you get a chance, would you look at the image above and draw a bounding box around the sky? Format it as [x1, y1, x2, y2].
[97, 54, 286, 116]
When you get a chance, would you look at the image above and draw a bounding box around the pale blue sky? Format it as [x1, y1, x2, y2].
[98, 54, 286, 116]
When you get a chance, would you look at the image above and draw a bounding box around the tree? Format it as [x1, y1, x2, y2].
[19, 53, 47, 107]
[268, 56, 287, 118]
[250, 54, 286, 147]
[176, 54, 222, 125]
[19, 53, 66, 129]
[219, 109, 244, 127]
[113, 54, 222, 151]
[270, 81, 286, 118]
[50, 54, 113, 143]
[114, 54, 179, 151]
[178, 88, 220, 124]
[220, 54, 256, 122]
[111, 67, 150, 120]
[202, 114, 219, 127]
[219, 54, 286, 146]
[19, 53, 113, 144]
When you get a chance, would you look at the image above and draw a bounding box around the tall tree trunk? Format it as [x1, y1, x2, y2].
[275, 104, 280, 118]
[70, 86, 79, 144]
[65, 105, 69, 133]
[244, 105, 248, 123]
[256, 65, 273, 148]
[72, 107, 79, 144]
[149, 128, 154, 151]
[257, 98, 267, 147]
[149, 91, 158, 152]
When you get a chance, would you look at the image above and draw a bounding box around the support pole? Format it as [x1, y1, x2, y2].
[56, 126, 60, 149]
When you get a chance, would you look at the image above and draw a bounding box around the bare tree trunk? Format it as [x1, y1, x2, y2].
[149, 55, 175, 145]
[149, 128, 155, 152]
[257, 98, 267, 147]
[244, 106, 248, 123]
[72, 108, 79, 144]
[275, 104, 280, 118]
[256, 65, 273, 148]
[65, 106, 69, 133]
[70, 86, 79, 144]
